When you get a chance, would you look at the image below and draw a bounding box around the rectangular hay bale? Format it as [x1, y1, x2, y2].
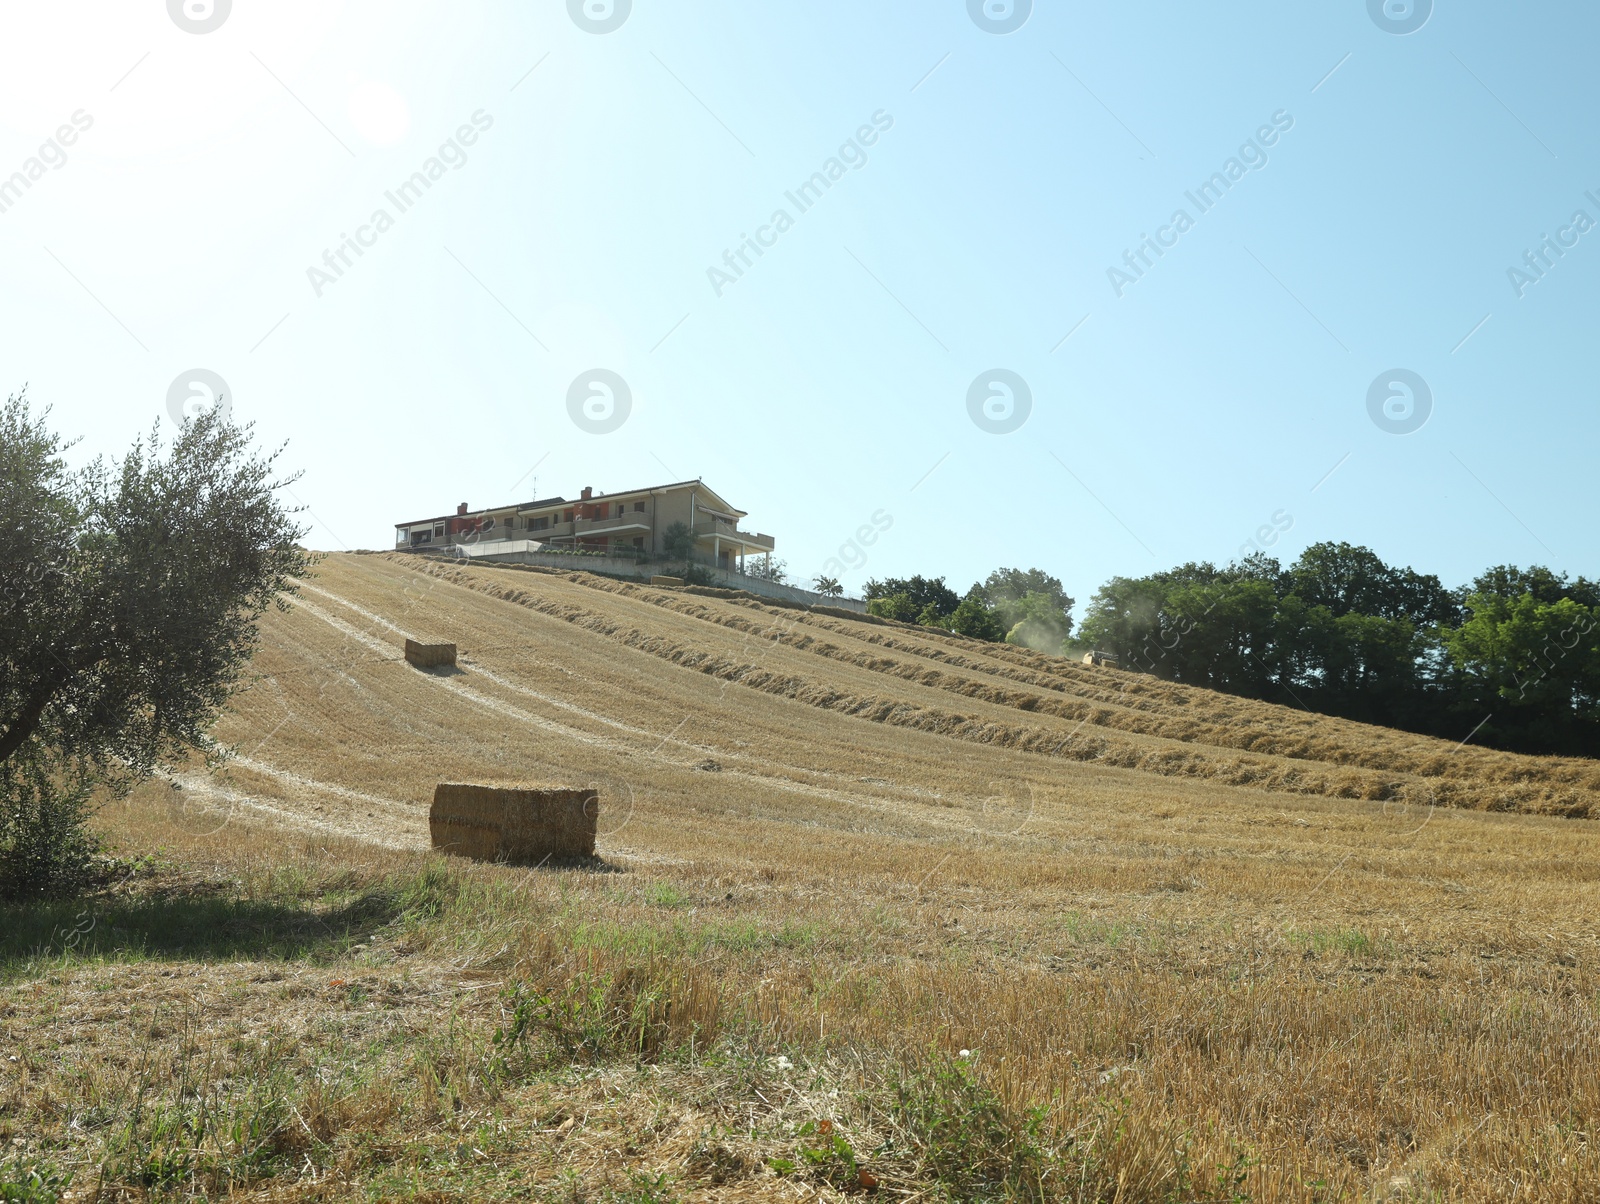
[405, 639, 457, 668]
[430, 784, 598, 864]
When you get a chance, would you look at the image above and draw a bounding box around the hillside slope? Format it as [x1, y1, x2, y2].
[202, 551, 1600, 852]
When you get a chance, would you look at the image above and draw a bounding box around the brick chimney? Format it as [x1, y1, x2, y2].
[580, 486, 593, 500]
[457, 503, 469, 516]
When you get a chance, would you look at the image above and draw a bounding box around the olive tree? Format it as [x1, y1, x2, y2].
[1, 392, 309, 895]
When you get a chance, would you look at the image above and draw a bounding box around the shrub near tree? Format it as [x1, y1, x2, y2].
[862, 569, 1072, 646]
[980, 568, 1076, 653]
[0, 393, 309, 898]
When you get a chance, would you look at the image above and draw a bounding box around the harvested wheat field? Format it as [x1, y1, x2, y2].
[7, 551, 1600, 1202]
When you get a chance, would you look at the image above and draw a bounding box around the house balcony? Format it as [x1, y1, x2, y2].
[693, 517, 774, 554]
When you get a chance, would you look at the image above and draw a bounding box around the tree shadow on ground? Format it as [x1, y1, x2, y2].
[0, 887, 405, 978]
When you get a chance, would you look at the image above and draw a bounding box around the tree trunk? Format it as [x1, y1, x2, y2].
[0, 681, 59, 766]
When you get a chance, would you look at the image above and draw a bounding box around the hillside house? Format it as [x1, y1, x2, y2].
[393, 479, 775, 572]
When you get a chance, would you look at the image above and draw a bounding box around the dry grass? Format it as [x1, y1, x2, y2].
[4, 551, 1600, 1201]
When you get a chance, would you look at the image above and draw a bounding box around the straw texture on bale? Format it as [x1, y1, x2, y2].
[430, 783, 598, 863]
[405, 639, 457, 668]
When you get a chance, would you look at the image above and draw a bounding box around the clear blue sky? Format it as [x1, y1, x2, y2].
[2, 1, 1594, 608]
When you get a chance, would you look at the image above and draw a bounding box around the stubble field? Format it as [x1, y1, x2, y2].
[4, 551, 1598, 1202]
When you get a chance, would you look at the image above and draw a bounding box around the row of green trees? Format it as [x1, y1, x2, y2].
[1076, 545, 1599, 756]
[860, 543, 1600, 758]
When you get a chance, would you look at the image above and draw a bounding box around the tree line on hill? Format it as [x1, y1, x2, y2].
[861, 543, 1600, 758]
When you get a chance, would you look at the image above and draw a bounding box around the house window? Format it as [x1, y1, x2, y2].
[531, 516, 548, 531]
[563, 510, 574, 522]
[434, 524, 444, 537]
[484, 517, 495, 530]
[634, 501, 645, 512]
[633, 537, 645, 549]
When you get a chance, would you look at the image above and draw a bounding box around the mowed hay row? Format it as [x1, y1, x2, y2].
[389, 557, 1600, 819]
[543, 562, 1600, 797]
[785, 612, 1600, 791]
[538, 567, 1600, 798]
[430, 784, 597, 863]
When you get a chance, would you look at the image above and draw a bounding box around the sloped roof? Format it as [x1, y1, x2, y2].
[397, 479, 747, 528]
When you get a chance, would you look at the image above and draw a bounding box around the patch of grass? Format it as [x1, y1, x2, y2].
[564, 916, 820, 960]
[697, 918, 820, 953]
[98, 1063, 299, 1196]
[644, 881, 690, 909]
[601, 1170, 681, 1202]
[0, 1150, 73, 1204]
[1060, 911, 1143, 948]
[1284, 927, 1373, 955]
[886, 1055, 1053, 1201]
[392, 861, 464, 920]
[493, 967, 695, 1070]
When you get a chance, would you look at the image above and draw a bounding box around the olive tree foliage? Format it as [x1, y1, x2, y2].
[1, 391, 310, 810]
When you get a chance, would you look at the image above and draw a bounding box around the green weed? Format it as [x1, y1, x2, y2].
[0, 1151, 73, 1204]
[889, 1055, 1051, 1201]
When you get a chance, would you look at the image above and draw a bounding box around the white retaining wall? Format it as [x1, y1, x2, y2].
[424, 544, 868, 613]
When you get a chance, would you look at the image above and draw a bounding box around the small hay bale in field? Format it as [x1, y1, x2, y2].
[429, 784, 598, 864]
[651, 575, 684, 586]
[405, 639, 457, 669]
[1082, 650, 1120, 668]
